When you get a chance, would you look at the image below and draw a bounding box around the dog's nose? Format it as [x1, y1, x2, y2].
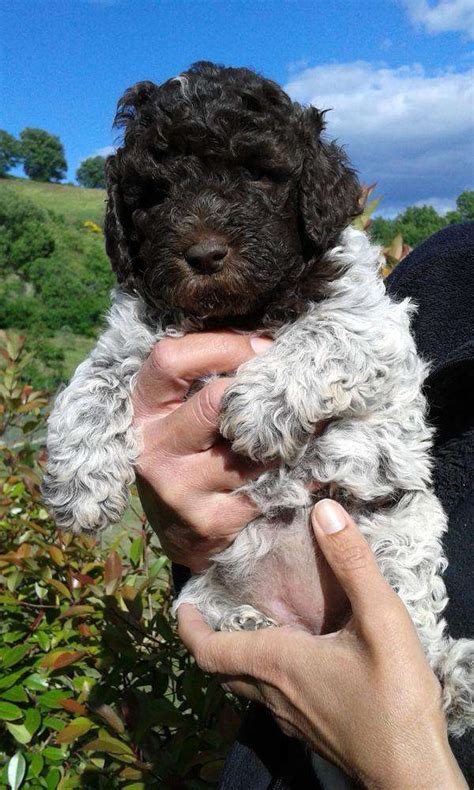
[184, 238, 229, 273]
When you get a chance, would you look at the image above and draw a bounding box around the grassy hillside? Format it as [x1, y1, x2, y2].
[0, 176, 106, 225]
[0, 178, 112, 388]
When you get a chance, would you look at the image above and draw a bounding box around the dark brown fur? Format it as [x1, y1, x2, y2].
[105, 61, 361, 328]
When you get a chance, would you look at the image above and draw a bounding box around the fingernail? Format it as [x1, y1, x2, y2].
[312, 500, 347, 534]
[250, 335, 273, 355]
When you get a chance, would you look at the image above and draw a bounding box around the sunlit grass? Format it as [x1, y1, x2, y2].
[0, 176, 106, 225]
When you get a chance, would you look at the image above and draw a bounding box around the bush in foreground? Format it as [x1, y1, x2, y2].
[0, 333, 241, 789]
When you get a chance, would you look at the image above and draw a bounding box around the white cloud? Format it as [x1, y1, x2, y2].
[414, 196, 457, 212]
[402, 0, 474, 39]
[93, 146, 116, 158]
[285, 61, 474, 214]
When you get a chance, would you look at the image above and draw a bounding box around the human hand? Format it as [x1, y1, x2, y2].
[178, 500, 467, 789]
[132, 331, 273, 571]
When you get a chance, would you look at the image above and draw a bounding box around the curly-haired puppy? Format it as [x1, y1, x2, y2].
[43, 61, 473, 734]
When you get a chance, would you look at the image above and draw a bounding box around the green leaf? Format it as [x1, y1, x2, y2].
[24, 707, 41, 736]
[46, 579, 71, 599]
[3, 632, 26, 645]
[129, 537, 143, 568]
[82, 735, 134, 755]
[7, 751, 26, 790]
[0, 700, 23, 720]
[0, 686, 28, 703]
[5, 722, 32, 744]
[3, 644, 29, 669]
[148, 556, 168, 578]
[36, 632, 50, 651]
[43, 716, 65, 731]
[45, 768, 61, 790]
[29, 753, 44, 777]
[23, 673, 49, 691]
[42, 747, 64, 762]
[0, 668, 29, 690]
[37, 690, 71, 709]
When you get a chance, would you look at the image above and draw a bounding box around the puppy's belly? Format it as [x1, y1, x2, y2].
[242, 516, 349, 634]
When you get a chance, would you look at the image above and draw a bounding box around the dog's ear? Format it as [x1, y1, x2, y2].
[104, 155, 133, 285]
[114, 81, 161, 146]
[299, 106, 361, 255]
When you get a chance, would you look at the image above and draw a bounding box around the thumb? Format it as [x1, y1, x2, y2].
[311, 499, 397, 623]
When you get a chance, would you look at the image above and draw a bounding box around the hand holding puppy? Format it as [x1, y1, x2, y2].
[132, 330, 272, 571]
[178, 502, 467, 789]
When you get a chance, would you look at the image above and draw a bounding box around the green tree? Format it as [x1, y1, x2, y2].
[370, 216, 396, 246]
[0, 130, 21, 177]
[455, 191, 474, 222]
[20, 127, 67, 182]
[391, 205, 447, 247]
[76, 155, 106, 189]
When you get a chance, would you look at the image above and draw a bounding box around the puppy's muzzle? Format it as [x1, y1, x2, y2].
[184, 235, 229, 274]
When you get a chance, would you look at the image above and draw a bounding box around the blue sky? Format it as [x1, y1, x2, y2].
[1, 0, 473, 216]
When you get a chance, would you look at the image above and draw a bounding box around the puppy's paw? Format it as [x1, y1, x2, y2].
[219, 605, 277, 632]
[220, 360, 310, 463]
[42, 472, 130, 533]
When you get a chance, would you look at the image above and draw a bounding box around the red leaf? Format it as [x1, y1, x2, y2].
[60, 605, 94, 619]
[40, 650, 86, 670]
[59, 699, 88, 716]
[104, 551, 122, 593]
[71, 572, 96, 587]
[53, 651, 86, 670]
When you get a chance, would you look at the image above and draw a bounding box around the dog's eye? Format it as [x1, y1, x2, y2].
[242, 167, 288, 185]
[140, 182, 169, 209]
[243, 167, 268, 182]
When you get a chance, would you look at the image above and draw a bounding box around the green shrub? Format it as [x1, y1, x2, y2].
[0, 191, 55, 276]
[0, 333, 242, 788]
[0, 189, 114, 389]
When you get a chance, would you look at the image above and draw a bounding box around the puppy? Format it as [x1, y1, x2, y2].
[43, 62, 473, 734]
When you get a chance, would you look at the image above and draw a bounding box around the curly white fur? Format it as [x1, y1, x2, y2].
[43, 227, 473, 735]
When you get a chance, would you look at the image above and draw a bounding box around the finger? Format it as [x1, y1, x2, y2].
[220, 676, 266, 704]
[133, 331, 273, 416]
[200, 440, 273, 491]
[155, 377, 232, 454]
[311, 500, 399, 622]
[177, 604, 274, 679]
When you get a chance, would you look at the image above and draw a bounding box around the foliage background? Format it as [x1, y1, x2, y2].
[0, 333, 241, 789]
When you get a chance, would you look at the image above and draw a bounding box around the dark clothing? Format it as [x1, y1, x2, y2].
[178, 224, 474, 787]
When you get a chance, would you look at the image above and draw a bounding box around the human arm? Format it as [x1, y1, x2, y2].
[178, 500, 467, 789]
